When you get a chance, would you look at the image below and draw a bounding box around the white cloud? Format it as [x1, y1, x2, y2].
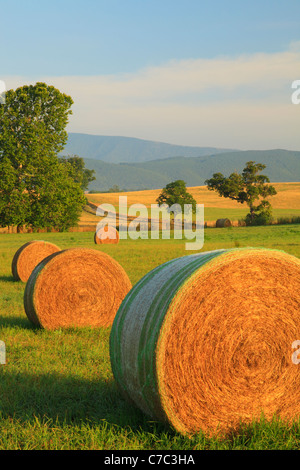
[3, 44, 300, 149]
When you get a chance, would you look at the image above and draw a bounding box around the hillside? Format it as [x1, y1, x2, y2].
[61, 133, 236, 163]
[81, 149, 300, 192]
[80, 182, 300, 229]
[87, 182, 300, 211]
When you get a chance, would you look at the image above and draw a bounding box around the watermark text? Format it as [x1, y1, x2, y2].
[291, 80, 300, 104]
[0, 80, 6, 104]
[0, 341, 6, 364]
[96, 196, 204, 251]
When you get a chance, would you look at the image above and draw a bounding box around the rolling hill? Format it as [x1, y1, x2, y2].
[81, 149, 300, 192]
[60, 133, 300, 191]
[61, 132, 237, 163]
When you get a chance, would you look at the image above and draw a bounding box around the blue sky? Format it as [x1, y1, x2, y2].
[1, 0, 300, 149]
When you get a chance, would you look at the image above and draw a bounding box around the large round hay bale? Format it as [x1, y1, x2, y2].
[24, 248, 132, 330]
[216, 218, 232, 227]
[110, 247, 300, 436]
[12, 240, 61, 282]
[94, 226, 119, 245]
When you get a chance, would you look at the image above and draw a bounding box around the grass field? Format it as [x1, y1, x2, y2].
[0, 222, 299, 450]
[87, 182, 300, 223]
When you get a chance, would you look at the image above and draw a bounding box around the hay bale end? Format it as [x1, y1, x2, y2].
[12, 240, 61, 282]
[24, 247, 132, 329]
[94, 226, 119, 245]
[216, 218, 232, 227]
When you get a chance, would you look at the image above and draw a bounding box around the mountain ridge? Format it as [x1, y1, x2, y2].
[61, 132, 238, 163]
[83, 150, 300, 191]
[60, 133, 300, 191]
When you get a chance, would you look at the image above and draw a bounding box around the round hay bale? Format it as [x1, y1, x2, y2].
[94, 226, 119, 245]
[24, 247, 132, 330]
[216, 218, 232, 227]
[110, 247, 300, 437]
[12, 240, 61, 282]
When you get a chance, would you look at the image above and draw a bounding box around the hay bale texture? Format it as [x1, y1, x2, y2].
[12, 240, 61, 282]
[24, 248, 132, 330]
[94, 226, 119, 245]
[110, 247, 300, 436]
[216, 218, 232, 227]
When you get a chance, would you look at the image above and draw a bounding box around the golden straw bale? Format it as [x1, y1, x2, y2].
[24, 248, 132, 330]
[12, 240, 61, 282]
[94, 225, 119, 245]
[216, 218, 232, 227]
[110, 247, 300, 436]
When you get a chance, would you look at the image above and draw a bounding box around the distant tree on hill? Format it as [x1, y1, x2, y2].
[156, 180, 197, 214]
[0, 82, 86, 231]
[108, 184, 121, 193]
[205, 161, 277, 225]
[60, 155, 96, 191]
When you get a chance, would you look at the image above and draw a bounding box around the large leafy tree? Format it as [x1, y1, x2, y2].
[205, 161, 277, 225]
[59, 154, 96, 191]
[156, 179, 197, 214]
[0, 82, 86, 231]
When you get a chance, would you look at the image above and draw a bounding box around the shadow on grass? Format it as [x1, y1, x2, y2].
[0, 369, 169, 436]
[1, 370, 298, 449]
[0, 314, 34, 330]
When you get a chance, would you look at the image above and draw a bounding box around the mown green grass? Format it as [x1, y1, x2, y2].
[204, 207, 300, 222]
[0, 224, 299, 449]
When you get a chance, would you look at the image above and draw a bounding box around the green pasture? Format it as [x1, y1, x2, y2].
[87, 201, 300, 224]
[204, 207, 300, 222]
[0, 224, 299, 449]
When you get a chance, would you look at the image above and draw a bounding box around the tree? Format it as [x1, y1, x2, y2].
[60, 154, 96, 191]
[156, 180, 197, 214]
[205, 161, 277, 225]
[0, 82, 86, 231]
[108, 184, 121, 193]
[28, 161, 86, 231]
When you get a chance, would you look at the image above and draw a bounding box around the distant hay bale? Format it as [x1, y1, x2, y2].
[216, 218, 232, 227]
[12, 240, 61, 282]
[94, 226, 119, 244]
[110, 247, 300, 437]
[24, 248, 132, 330]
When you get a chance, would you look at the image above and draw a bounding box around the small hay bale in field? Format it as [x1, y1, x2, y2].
[94, 225, 119, 245]
[12, 240, 61, 282]
[216, 218, 232, 227]
[24, 248, 132, 330]
[110, 247, 300, 437]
